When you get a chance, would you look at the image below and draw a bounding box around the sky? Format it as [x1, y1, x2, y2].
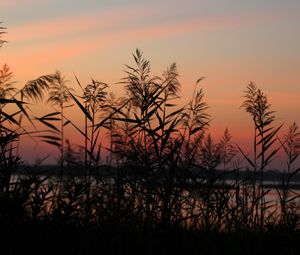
[1, 0, 300, 165]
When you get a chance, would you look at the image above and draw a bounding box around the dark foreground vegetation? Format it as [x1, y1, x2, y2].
[1, 25, 300, 254]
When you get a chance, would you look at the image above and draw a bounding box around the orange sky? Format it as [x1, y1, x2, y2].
[1, 0, 300, 165]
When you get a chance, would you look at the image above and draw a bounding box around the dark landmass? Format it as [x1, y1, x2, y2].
[16, 164, 300, 182]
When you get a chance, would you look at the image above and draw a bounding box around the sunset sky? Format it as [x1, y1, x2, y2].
[1, 0, 300, 165]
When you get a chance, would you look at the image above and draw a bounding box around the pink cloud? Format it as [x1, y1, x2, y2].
[7, 14, 255, 64]
[4, 8, 289, 80]
[79, 13, 267, 52]
[7, 6, 153, 43]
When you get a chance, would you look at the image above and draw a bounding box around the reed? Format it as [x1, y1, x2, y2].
[0, 24, 299, 254]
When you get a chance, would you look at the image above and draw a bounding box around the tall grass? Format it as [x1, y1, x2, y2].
[0, 25, 300, 254]
[239, 82, 283, 231]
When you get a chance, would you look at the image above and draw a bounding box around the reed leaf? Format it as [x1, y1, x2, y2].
[69, 91, 92, 122]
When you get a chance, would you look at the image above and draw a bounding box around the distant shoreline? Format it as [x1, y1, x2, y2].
[14, 165, 300, 188]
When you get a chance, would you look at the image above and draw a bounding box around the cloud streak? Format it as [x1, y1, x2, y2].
[7, 5, 154, 43]
[4, 2, 298, 97]
[6, 10, 276, 71]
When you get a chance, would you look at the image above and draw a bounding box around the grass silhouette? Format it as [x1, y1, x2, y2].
[0, 26, 300, 254]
